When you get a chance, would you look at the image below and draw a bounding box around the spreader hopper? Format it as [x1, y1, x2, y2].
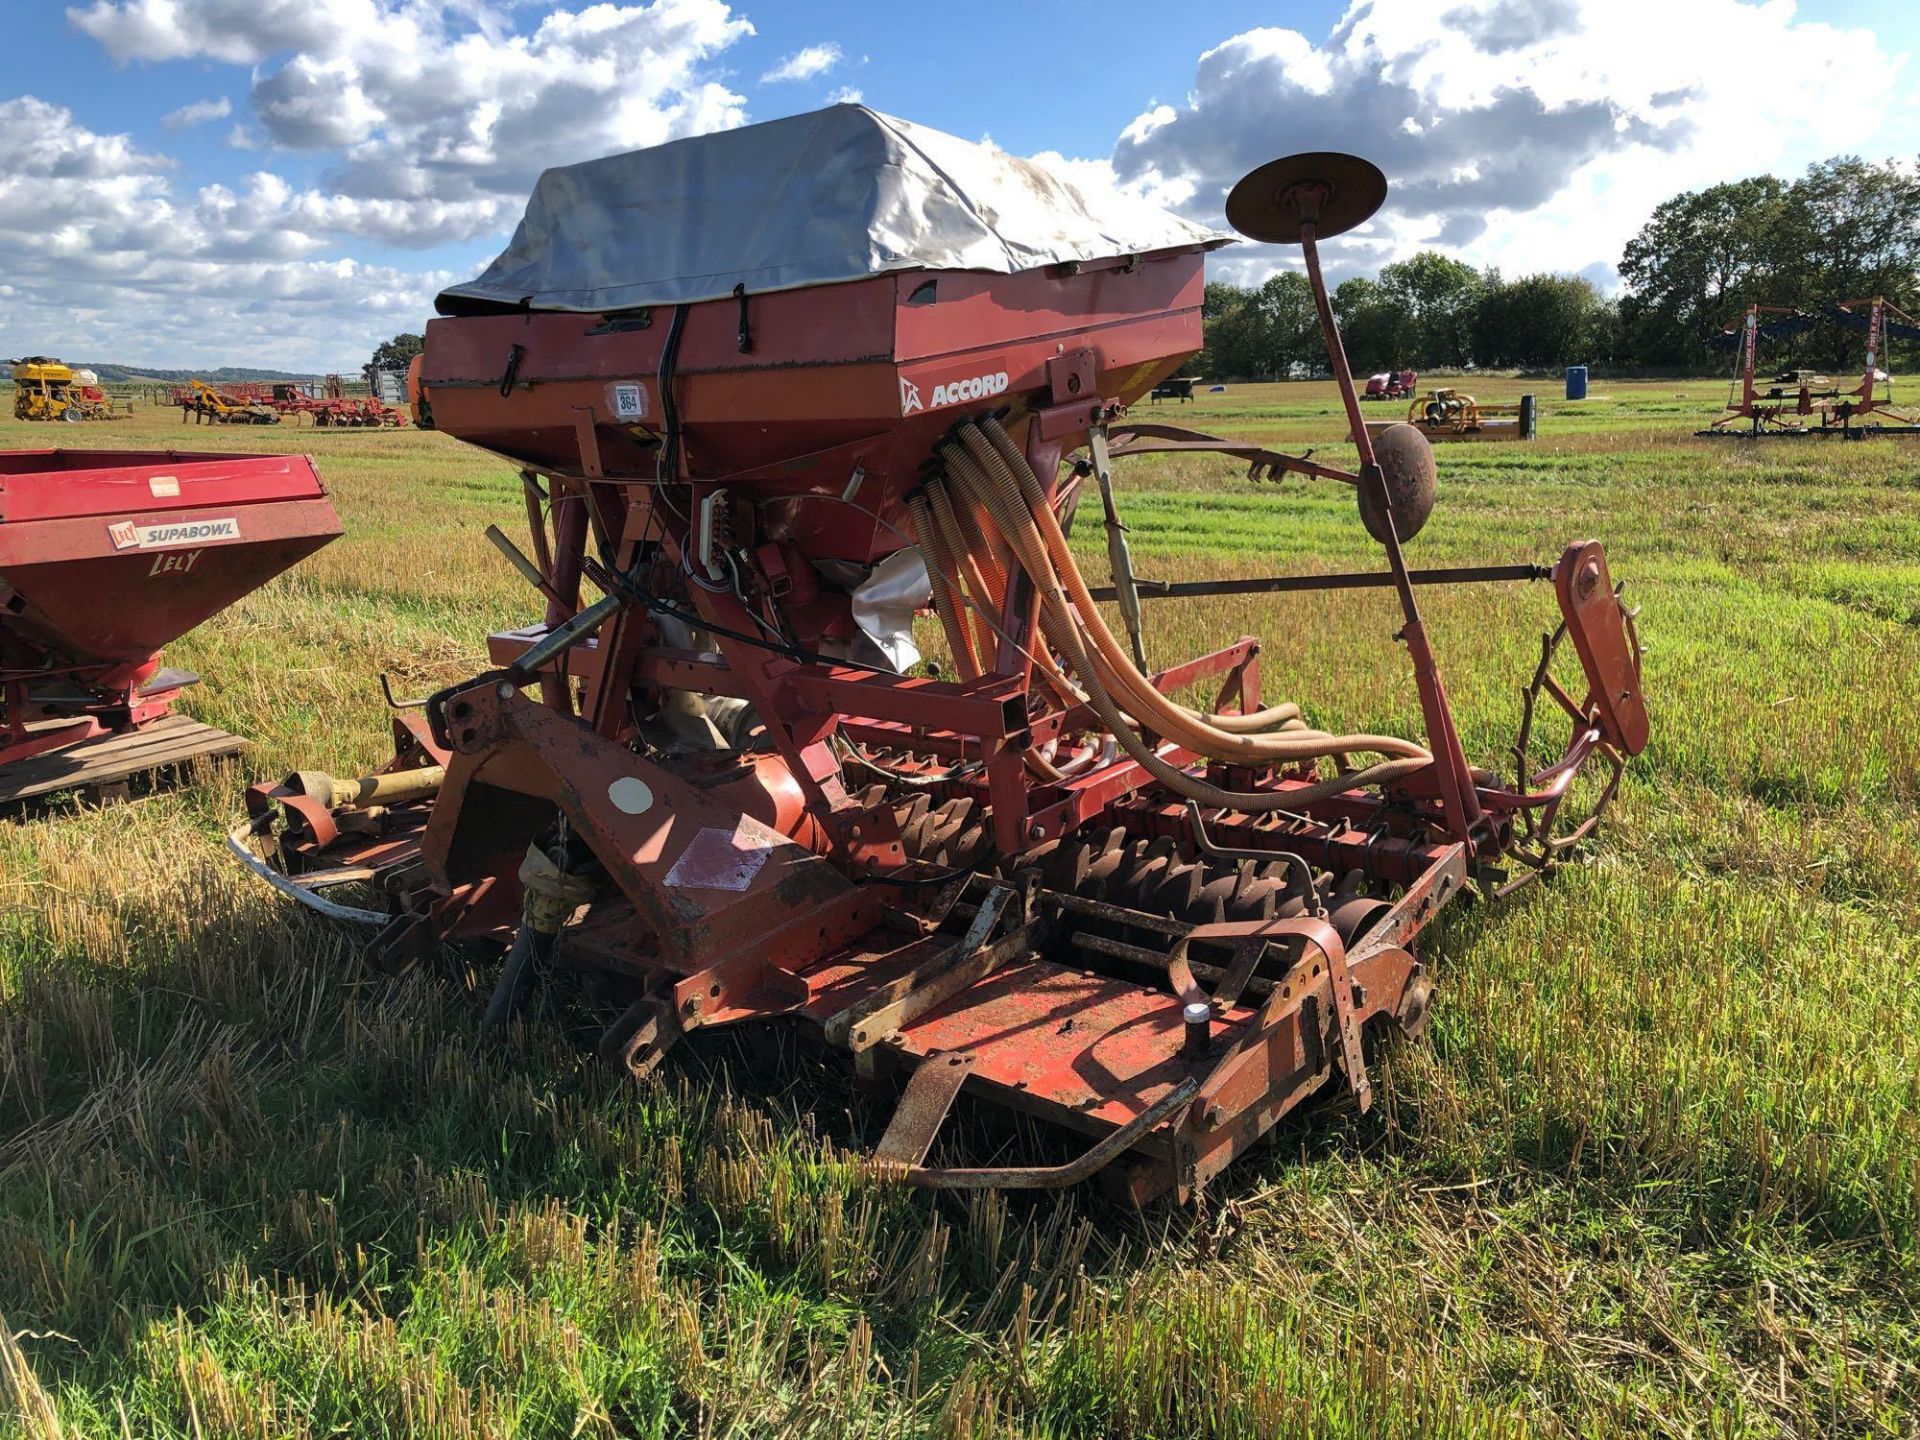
[0, 449, 341, 802]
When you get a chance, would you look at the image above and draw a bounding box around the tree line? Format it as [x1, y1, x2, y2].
[1195, 155, 1920, 381]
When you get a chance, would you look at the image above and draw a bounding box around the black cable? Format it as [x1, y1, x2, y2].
[584, 304, 914, 685]
[581, 557, 902, 678]
[657, 303, 687, 482]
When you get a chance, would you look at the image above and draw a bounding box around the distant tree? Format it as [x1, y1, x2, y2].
[1617, 157, 1920, 371]
[1201, 281, 1244, 320]
[1377, 252, 1483, 368]
[1333, 276, 1413, 372]
[1190, 282, 1248, 377]
[1472, 274, 1604, 371]
[1193, 273, 1320, 380]
[369, 332, 424, 375]
[1249, 272, 1322, 378]
[1196, 151, 1920, 381]
[1617, 177, 1787, 369]
[1196, 284, 1263, 380]
[1773, 156, 1920, 367]
[1582, 296, 1624, 370]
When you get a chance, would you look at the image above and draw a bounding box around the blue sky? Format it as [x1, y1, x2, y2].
[1, 0, 1914, 371]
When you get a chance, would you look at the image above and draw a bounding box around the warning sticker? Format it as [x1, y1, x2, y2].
[663, 820, 782, 891]
[110, 516, 241, 551]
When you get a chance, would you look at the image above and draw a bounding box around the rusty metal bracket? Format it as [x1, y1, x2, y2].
[1321, 935, 1372, 1112]
[874, 1052, 975, 1167]
[598, 993, 683, 1080]
[1105, 421, 1357, 485]
[896, 1077, 1200, 1191]
[824, 883, 1026, 1052]
[379, 672, 430, 710]
[1087, 423, 1148, 672]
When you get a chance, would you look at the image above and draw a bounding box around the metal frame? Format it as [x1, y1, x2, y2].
[1704, 298, 1920, 437]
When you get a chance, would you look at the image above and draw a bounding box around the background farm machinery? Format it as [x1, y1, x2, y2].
[1702, 298, 1920, 437]
[174, 380, 279, 426]
[1364, 386, 1537, 443]
[1363, 369, 1417, 400]
[172, 377, 410, 428]
[234, 115, 1646, 1203]
[10, 358, 123, 422]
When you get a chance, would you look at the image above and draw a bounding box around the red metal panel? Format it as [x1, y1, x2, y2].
[416, 252, 1204, 535]
[1, 498, 341, 664]
[896, 957, 1230, 1130]
[0, 451, 326, 522]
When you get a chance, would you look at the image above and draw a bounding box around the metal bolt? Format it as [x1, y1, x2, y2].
[1027, 824, 1044, 842]
[1182, 1001, 1212, 1057]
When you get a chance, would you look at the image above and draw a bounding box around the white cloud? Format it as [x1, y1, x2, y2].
[1108, 0, 1906, 287]
[826, 85, 862, 105]
[760, 42, 841, 84]
[0, 94, 167, 179]
[68, 0, 374, 65]
[67, 0, 757, 248]
[162, 96, 232, 130]
[0, 96, 450, 368]
[25, 1, 765, 364]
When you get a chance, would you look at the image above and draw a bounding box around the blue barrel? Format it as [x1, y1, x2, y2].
[1565, 365, 1589, 400]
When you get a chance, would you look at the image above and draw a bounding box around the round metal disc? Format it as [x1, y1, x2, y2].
[1225, 152, 1388, 243]
[1360, 423, 1438, 543]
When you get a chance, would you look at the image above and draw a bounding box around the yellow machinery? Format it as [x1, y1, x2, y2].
[10, 358, 120, 422]
[1411, 387, 1481, 430]
[179, 379, 278, 426]
[1363, 386, 1537, 444]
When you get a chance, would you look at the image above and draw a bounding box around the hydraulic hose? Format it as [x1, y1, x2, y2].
[906, 490, 980, 680]
[926, 478, 1083, 707]
[909, 483, 1062, 782]
[975, 423, 1303, 731]
[940, 419, 1429, 810]
[925, 481, 1002, 669]
[965, 419, 1428, 767]
[945, 442, 1348, 810]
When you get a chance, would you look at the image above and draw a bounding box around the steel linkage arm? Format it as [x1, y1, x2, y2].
[1103, 421, 1360, 486]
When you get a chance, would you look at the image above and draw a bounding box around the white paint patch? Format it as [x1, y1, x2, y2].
[147, 474, 180, 497]
[607, 776, 654, 814]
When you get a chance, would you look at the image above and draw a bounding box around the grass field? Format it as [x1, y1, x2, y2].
[3, 377, 1919, 1437]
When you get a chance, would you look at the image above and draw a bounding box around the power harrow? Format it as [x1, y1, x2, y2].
[233, 115, 1647, 1203]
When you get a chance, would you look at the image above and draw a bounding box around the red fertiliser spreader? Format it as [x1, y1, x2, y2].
[0, 449, 341, 804]
[235, 110, 1648, 1204]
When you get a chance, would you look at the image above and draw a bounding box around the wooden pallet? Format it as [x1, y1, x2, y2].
[0, 714, 247, 807]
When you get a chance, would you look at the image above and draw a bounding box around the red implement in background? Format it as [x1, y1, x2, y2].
[235, 132, 1648, 1205]
[1703, 298, 1920, 437]
[0, 449, 341, 800]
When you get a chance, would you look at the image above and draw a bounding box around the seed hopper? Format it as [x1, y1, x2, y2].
[234, 112, 1647, 1203]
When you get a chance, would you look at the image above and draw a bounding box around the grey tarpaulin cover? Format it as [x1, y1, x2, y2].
[437, 104, 1229, 316]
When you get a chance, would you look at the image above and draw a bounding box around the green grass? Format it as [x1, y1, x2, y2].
[4, 381, 1920, 1436]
